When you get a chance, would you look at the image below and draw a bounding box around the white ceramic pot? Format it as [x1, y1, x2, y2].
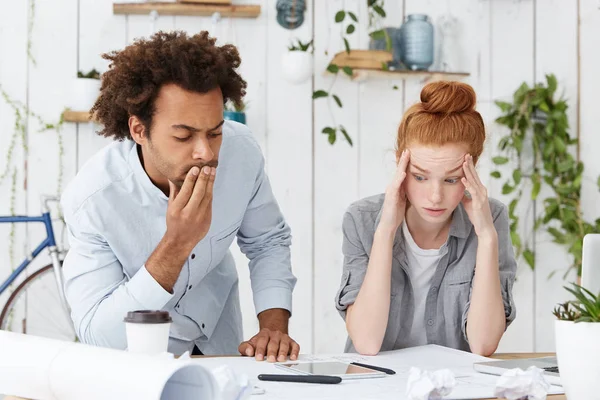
[66, 77, 101, 110]
[281, 51, 313, 85]
[554, 319, 600, 400]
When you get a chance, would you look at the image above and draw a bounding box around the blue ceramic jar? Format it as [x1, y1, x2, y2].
[399, 14, 434, 71]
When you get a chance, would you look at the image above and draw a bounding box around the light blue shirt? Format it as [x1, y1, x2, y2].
[61, 121, 296, 355]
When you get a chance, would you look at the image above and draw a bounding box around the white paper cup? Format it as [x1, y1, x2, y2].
[124, 310, 172, 355]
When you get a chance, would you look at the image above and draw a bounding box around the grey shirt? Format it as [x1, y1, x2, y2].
[335, 194, 517, 353]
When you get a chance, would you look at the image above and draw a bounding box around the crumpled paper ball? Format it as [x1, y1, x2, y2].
[406, 367, 457, 400]
[494, 366, 550, 400]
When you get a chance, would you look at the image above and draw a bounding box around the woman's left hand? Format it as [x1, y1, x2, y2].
[461, 154, 496, 239]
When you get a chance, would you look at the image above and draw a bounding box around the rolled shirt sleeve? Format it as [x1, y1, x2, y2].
[335, 210, 369, 319]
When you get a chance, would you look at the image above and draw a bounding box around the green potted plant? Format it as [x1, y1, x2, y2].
[66, 68, 101, 111]
[281, 38, 313, 85]
[553, 283, 600, 400]
[223, 99, 247, 125]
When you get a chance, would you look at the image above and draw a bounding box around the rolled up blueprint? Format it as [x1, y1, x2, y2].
[0, 330, 217, 400]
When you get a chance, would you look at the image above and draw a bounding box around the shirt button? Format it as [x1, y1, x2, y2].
[427, 319, 434, 326]
[188, 285, 192, 290]
[191, 254, 196, 260]
[176, 305, 180, 309]
[432, 286, 438, 292]
[201, 323, 205, 329]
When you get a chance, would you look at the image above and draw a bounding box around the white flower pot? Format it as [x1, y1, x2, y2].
[281, 51, 313, 85]
[66, 78, 101, 111]
[554, 319, 600, 400]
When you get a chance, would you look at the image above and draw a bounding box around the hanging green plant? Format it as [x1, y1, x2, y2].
[492, 74, 600, 277]
[0, 86, 65, 195]
[333, 8, 358, 54]
[312, 63, 353, 146]
[313, 1, 387, 146]
[27, 0, 36, 66]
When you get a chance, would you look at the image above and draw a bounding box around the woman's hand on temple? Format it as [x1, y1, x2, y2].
[379, 149, 410, 233]
[461, 154, 496, 239]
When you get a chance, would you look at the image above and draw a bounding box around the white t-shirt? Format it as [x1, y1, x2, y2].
[401, 221, 449, 346]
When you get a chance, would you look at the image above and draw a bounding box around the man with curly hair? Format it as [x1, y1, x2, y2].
[60, 31, 300, 361]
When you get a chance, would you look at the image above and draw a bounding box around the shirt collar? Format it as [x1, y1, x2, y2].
[127, 141, 169, 202]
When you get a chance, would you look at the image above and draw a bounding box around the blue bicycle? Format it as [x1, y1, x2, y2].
[0, 196, 75, 341]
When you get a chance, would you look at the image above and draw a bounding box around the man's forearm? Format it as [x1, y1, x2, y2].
[258, 308, 290, 333]
[145, 235, 194, 293]
[466, 232, 505, 356]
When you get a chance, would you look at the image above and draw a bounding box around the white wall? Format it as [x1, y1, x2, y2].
[1, 0, 599, 354]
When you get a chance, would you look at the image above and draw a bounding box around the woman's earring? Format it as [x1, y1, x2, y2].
[464, 189, 471, 199]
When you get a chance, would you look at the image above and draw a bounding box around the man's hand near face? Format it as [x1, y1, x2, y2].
[238, 308, 300, 362]
[145, 165, 216, 293]
[165, 165, 215, 246]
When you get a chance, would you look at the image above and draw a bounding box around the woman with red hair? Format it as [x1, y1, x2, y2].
[335, 81, 517, 357]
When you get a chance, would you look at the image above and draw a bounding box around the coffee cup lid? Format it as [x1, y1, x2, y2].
[124, 310, 172, 324]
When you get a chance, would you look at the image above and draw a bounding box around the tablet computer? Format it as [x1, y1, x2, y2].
[274, 361, 387, 380]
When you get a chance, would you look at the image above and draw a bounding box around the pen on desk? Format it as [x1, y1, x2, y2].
[257, 374, 342, 384]
[350, 362, 396, 375]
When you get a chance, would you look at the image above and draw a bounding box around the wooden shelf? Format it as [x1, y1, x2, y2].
[349, 69, 470, 82]
[113, 2, 261, 18]
[177, 0, 232, 4]
[62, 110, 94, 123]
[327, 51, 469, 82]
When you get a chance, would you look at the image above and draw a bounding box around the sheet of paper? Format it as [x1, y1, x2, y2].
[191, 345, 565, 400]
[0, 331, 217, 400]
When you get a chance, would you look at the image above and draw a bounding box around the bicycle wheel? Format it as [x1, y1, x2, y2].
[0, 263, 76, 341]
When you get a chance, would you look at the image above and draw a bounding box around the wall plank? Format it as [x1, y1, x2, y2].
[26, 0, 79, 274]
[263, 0, 314, 352]
[313, 0, 361, 354]
[356, 0, 404, 200]
[490, 0, 536, 353]
[472, 0, 494, 193]
[580, 2, 600, 246]
[77, 0, 125, 171]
